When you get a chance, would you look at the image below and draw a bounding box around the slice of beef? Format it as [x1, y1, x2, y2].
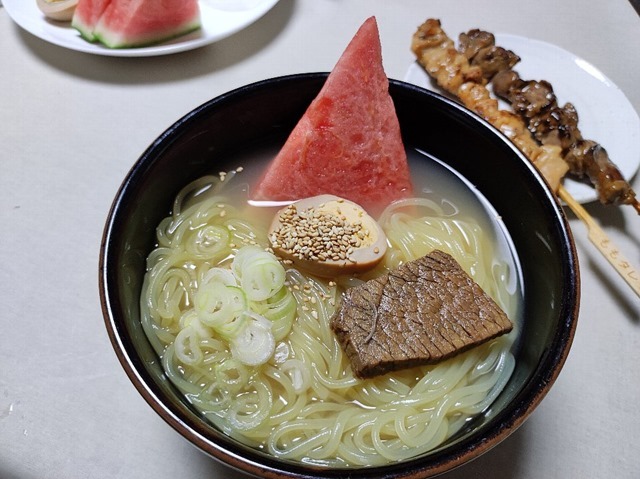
[330, 250, 513, 379]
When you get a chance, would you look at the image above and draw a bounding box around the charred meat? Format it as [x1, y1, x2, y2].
[413, 19, 639, 212]
[458, 29, 520, 81]
[565, 139, 638, 206]
[468, 33, 639, 211]
[411, 19, 569, 191]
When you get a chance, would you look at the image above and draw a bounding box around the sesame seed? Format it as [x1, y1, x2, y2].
[270, 204, 371, 264]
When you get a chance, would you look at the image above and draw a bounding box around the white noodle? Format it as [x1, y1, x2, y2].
[139, 176, 519, 467]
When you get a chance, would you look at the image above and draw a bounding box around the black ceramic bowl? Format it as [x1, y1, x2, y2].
[99, 73, 579, 478]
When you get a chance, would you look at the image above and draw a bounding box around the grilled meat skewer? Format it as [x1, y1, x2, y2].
[491, 69, 638, 211]
[461, 31, 639, 212]
[456, 81, 569, 189]
[411, 19, 484, 96]
[459, 29, 520, 81]
[491, 71, 581, 150]
[411, 19, 569, 191]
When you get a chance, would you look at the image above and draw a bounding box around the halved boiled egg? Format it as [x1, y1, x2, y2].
[36, 0, 79, 22]
[268, 195, 388, 277]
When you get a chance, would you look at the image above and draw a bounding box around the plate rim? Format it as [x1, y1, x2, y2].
[3, 0, 280, 57]
[404, 32, 640, 204]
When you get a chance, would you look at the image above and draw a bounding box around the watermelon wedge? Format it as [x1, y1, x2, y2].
[71, 0, 110, 41]
[72, 0, 201, 48]
[251, 17, 413, 215]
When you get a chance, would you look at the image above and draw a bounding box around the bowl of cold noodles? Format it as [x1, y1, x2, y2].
[100, 72, 579, 478]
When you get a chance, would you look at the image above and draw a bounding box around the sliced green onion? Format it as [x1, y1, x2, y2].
[230, 245, 261, 278]
[260, 287, 296, 341]
[200, 267, 237, 288]
[230, 312, 275, 366]
[232, 246, 286, 301]
[215, 357, 251, 394]
[174, 326, 203, 366]
[195, 283, 247, 337]
[179, 310, 212, 339]
[243, 259, 284, 301]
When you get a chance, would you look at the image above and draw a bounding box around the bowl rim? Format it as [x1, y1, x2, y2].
[99, 72, 580, 479]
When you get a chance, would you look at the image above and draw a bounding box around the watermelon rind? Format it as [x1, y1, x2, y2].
[71, 0, 201, 49]
[71, 0, 112, 42]
[71, 17, 97, 42]
[93, 19, 201, 49]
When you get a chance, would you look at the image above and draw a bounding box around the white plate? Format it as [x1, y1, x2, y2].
[405, 34, 640, 204]
[3, 0, 280, 57]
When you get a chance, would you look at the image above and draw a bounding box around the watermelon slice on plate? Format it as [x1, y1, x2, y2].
[72, 0, 110, 41]
[72, 0, 201, 48]
[251, 17, 413, 215]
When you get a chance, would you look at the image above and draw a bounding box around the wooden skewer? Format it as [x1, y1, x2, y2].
[410, 21, 640, 297]
[558, 185, 640, 297]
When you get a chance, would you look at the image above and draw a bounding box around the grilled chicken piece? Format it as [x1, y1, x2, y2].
[458, 29, 495, 60]
[411, 19, 569, 191]
[459, 29, 520, 81]
[411, 19, 484, 95]
[490, 68, 639, 211]
[458, 83, 569, 189]
[566, 140, 639, 207]
[493, 70, 581, 149]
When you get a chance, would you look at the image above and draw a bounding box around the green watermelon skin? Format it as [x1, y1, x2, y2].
[71, 0, 111, 42]
[72, 0, 201, 48]
[251, 17, 413, 215]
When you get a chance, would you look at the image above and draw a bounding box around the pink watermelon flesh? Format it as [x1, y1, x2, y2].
[72, 0, 200, 48]
[71, 0, 111, 41]
[251, 17, 413, 215]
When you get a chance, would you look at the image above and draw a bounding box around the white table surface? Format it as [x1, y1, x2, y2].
[1, 1, 639, 478]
